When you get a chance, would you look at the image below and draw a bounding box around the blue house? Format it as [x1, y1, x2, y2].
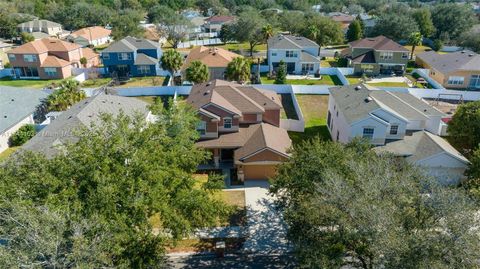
[101, 36, 162, 78]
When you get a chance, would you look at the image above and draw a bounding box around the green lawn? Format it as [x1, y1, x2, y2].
[0, 147, 19, 162]
[117, 76, 165, 88]
[288, 94, 331, 145]
[278, 94, 299, 120]
[133, 95, 175, 107]
[0, 77, 62, 88]
[80, 78, 112, 88]
[261, 75, 342, 85]
[213, 42, 267, 52]
[320, 57, 338, 67]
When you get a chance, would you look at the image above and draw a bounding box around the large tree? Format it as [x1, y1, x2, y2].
[447, 101, 480, 156]
[0, 101, 229, 267]
[111, 9, 144, 40]
[412, 8, 435, 38]
[460, 30, 480, 53]
[185, 60, 209, 84]
[371, 13, 419, 41]
[226, 57, 250, 84]
[161, 49, 184, 84]
[303, 14, 344, 46]
[432, 3, 475, 41]
[271, 139, 480, 269]
[231, 10, 266, 56]
[346, 19, 363, 42]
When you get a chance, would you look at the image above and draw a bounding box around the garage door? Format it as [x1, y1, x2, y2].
[244, 165, 277, 180]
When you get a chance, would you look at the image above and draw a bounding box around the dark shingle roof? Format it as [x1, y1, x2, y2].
[350, 36, 408, 52]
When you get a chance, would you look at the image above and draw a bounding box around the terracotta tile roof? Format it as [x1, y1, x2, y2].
[69, 26, 111, 41]
[81, 47, 98, 60]
[349, 36, 408, 52]
[40, 55, 70, 67]
[206, 15, 235, 23]
[8, 38, 80, 54]
[196, 123, 291, 161]
[183, 46, 241, 69]
[187, 80, 282, 115]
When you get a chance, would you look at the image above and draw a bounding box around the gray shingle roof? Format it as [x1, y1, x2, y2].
[268, 34, 319, 50]
[134, 53, 159, 65]
[374, 130, 469, 164]
[329, 84, 445, 124]
[21, 93, 149, 158]
[417, 50, 480, 74]
[300, 51, 320, 63]
[102, 36, 160, 53]
[18, 19, 62, 29]
[0, 86, 48, 134]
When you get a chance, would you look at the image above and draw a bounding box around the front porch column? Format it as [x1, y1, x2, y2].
[213, 148, 220, 168]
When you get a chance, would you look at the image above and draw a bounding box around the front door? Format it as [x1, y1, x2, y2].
[286, 62, 295, 74]
[116, 65, 130, 77]
[220, 149, 234, 162]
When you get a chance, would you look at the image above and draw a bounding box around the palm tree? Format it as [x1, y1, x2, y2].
[408, 32, 423, 60]
[46, 80, 86, 111]
[185, 60, 209, 84]
[161, 49, 183, 85]
[306, 25, 319, 41]
[226, 57, 251, 84]
[262, 24, 274, 75]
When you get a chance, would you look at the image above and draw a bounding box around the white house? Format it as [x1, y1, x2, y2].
[327, 84, 468, 183]
[0, 86, 48, 154]
[17, 19, 63, 36]
[67, 26, 112, 47]
[267, 34, 321, 75]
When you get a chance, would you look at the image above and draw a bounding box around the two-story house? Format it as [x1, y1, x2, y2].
[7, 38, 99, 80]
[267, 34, 321, 75]
[17, 19, 64, 37]
[415, 50, 480, 90]
[187, 79, 292, 182]
[203, 16, 235, 33]
[66, 26, 112, 47]
[182, 46, 242, 80]
[328, 84, 469, 184]
[101, 36, 162, 78]
[341, 36, 409, 75]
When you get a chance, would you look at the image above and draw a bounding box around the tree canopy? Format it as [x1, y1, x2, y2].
[447, 101, 480, 157]
[230, 10, 267, 56]
[45, 80, 86, 112]
[271, 139, 480, 269]
[432, 3, 475, 41]
[226, 57, 250, 83]
[0, 100, 229, 267]
[371, 13, 419, 41]
[185, 60, 210, 84]
[161, 49, 184, 84]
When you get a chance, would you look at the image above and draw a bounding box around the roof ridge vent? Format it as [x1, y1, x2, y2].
[355, 85, 362, 91]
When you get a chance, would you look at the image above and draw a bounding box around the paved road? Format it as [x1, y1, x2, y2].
[166, 253, 296, 268]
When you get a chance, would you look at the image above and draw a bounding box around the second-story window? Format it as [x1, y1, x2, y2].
[286, 50, 297, 58]
[118, 53, 131, 60]
[8, 54, 16, 62]
[223, 117, 232, 129]
[23, 54, 37, 62]
[402, 52, 409, 59]
[379, 52, 393, 60]
[196, 121, 206, 135]
[102, 53, 110, 60]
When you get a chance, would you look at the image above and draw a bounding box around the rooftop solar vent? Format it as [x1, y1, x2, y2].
[355, 86, 361, 91]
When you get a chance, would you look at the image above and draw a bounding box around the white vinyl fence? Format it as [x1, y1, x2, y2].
[177, 38, 223, 48]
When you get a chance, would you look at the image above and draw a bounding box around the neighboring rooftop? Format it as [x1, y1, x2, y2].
[0, 86, 48, 134]
[416, 50, 480, 74]
[205, 15, 235, 23]
[22, 94, 149, 158]
[102, 36, 160, 53]
[349, 36, 408, 52]
[329, 84, 445, 124]
[17, 19, 62, 29]
[374, 130, 469, 164]
[268, 34, 319, 50]
[183, 46, 242, 69]
[187, 80, 282, 115]
[69, 26, 111, 41]
[8, 38, 81, 54]
[196, 123, 291, 162]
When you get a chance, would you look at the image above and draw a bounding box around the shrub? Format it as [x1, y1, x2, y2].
[9, 124, 36, 146]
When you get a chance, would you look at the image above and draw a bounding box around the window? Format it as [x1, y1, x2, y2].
[470, 75, 480, 88]
[223, 118, 232, 129]
[336, 111, 338, 117]
[361, 64, 375, 72]
[16, 66, 38, 77]
[196, 121, 206, 135]
[137, 65, 150, 74]
[336, 131, 340, 141]
[447, 76, 464, 85]
[118, 53, 131, 60]
[8, 54, 16, 62]
[390, 125, 398, 135]
[272, 52, 277, 56]
[286, 50, 297, 58]
[44, 67, 57, 77]
[23, 54, 37, 62]
[102, 53, 110, 60]
[327, 111, 331, 128]
[362, 128, 374, 139]
[301, 63, 314, 72]
[401, 53, 409, 59]
[379, 52, 393, 60]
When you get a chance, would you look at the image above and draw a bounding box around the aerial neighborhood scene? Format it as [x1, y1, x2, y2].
[1, 0, 480, 268]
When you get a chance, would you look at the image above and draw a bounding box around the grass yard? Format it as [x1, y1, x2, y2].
[345, 76, 409, 87]
[166, 237, 245, 253]
[80, 78, 112, 88]
[213, 42, 267, 52]
[261, 75, 342, 85]
[404, 45, 432, 56]
[0, 77, 62, 88]
[0, 147, 19, 162]
[277, 94, 299, 120]
[133, 95, 175, 107]
[288, 94, 330, 144]
[117, 76, 165, 88]
[320, 57, 338, 67]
